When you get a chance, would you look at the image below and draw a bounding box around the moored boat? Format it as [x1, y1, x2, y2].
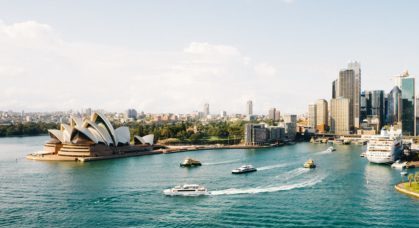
[365, 127, 403, 164]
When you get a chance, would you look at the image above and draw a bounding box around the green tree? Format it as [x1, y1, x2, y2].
[408, 174, 415, 187]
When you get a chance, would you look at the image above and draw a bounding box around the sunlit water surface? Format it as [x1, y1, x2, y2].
[0, 136, 418, 227]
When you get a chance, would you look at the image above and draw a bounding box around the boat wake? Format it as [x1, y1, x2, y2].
[211, 174, 325, 196]
[317, 150, 332, 155]
[275, 167, 310, 180]
[203, 159, 241, 166]
[257, 163, 287, 171]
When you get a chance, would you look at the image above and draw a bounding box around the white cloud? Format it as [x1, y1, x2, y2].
[0, 20, 289, 114]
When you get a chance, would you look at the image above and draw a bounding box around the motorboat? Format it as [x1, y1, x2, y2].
[360, 152, 366, 157]
[304, 159, 316, 168]
[326, 146, 336, 152]
[232, 165, 257, 174]
[180, 158, 202, 167]
[163, 184, 209, 196]
[391, 160, 407, 169]
[400, 171, 408, 176]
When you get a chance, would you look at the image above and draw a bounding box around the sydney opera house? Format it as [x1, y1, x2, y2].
[29, 112, 155, 161]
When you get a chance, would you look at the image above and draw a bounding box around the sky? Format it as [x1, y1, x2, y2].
[0, 0, 418, 115]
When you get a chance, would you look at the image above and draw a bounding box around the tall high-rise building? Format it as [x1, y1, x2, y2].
[332, 79, 337, 99]
[203, 103, 210, 116]
[268, 108, 277, 121]
[337, 69, 355, 130]
[364, 90, 385, 129]
[348, 61, 361, 128]
[316, 99, 328, 133]
[360, 91, 367, 122]
[386, 86, 402, 126]
[330, 98, 350, 135]
[416, 97, 419, 136]
[400, 74, 416, 136]
[308, 103, 317, 129]
[246, 100, 253, 115]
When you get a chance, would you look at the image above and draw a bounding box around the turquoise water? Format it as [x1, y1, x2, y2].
[0, 136, 418, 227]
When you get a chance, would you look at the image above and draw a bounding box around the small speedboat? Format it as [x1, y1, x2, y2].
[304, 159, 316, 168]
[391, 160, 407, 169]
[326, 146, 336, 152]
[163, 184, 209, 196]
[232, 165, 257, 174]
[180, 158, 202, 167]
[400, 171, 408, 176]
[360, 152, 366, 157]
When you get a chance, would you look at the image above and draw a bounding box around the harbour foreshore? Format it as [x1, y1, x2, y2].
[395, 182, 419, 198]
[26, 143, 281, 162]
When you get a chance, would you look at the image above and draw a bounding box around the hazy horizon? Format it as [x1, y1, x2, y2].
[0, 0, 418, 115]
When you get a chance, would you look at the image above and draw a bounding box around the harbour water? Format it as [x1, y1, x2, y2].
[0, 136, 418, 227]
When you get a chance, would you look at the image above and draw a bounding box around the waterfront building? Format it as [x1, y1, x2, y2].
[244, 124, 284, 145]
[400, 74, 416, 136]
[316, 99, 328, 133]
[203, 103, 210, 116]
[283, 114, 297, 124]
[282, 114, 297, 140]
[125, 109, 138, 120]
[246, 100, 253, 116]
[386, 86, 402, 126]
[44, 112, 153, 158]
[364, 90, 385, 129]
[337, 69, 355, 130]
[416, 97, 419, 135]
[348, 61, 361, 129]
[332, 79, 337, 99]
[360, 91, 367, 122]
[220, 110, 227, 118]
[330, 97, 350, 135]
[268, 108, 279, 122]
[308, 103, 317, 129]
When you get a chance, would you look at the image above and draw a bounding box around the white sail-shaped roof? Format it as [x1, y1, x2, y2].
[142, 134, 154, 145]
[83, 120, 112, 145]
[115, 126, 130, 145]
[91, 112, 117, 145]
[70, 116, 83, 128]
[72, 126, 99, 144]
[134, 135, 146, 144]
[87, 127, 106, 144]
[60, 124, 73, 143]
[48, 129, 64, 142]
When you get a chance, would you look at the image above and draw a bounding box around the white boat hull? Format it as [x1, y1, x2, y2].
[163, 189, 209, 196]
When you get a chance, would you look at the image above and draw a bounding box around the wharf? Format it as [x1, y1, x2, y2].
[26, 151, 162, 162]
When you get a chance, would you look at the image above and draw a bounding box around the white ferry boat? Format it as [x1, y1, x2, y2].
[365, 127, 403, 164]
[163, 184, 209, 196]
[232, 165, 257, 174]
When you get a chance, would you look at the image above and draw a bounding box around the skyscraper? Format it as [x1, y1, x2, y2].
[246, 100, 253, 116]
[204, 103, 210, 116]
[330, 98, 350, 135]
[337, 69, 355, 130]
[348, 61, 361, 128]
[308, 103, 317, 129]
[332, 79, 337, 99]
[316, 99, 328, 133]
[268, 108, 277, 121]
[386, 86, 402, 126]
[364, 90, 385, 129]
[400, 75, 415, 136]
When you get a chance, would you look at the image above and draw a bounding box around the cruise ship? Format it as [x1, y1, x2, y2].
[365, 127, 403, 164]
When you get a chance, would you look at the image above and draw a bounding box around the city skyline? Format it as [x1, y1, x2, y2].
[1, 1, 419, 114]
